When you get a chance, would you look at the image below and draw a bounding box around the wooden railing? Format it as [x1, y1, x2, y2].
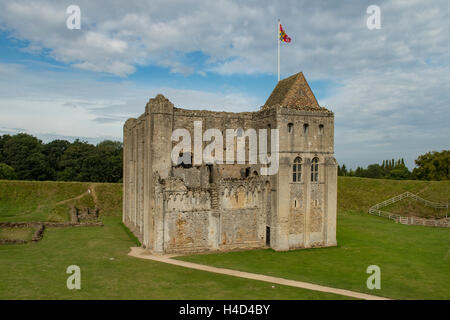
[368, 192, 449, 227]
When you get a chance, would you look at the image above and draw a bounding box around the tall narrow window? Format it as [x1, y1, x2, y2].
[292, 157, 302, 182]
[311, 157, 319, 182]
[303, 123, 309, 135]
[319, 124, 324, 135]
[288, 123, 293, 133]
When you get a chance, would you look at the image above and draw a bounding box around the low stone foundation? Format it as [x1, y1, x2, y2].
[0, 221, 103, 245]
[70, 206, 99, 223]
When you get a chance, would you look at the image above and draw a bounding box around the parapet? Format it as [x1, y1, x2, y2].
[145, 94, 174, 115]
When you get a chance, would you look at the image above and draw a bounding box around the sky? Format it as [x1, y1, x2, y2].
[0, 0, 448, 169]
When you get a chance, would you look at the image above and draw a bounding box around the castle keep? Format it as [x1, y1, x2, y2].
[123, 72, 337, 254]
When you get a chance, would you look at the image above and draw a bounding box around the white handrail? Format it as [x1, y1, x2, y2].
[367, 192, 449, 227]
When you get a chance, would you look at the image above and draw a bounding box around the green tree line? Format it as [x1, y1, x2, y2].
[0, 133, 448, 182]
[0, 133, 122, 182]
[338, 150, 449, 181]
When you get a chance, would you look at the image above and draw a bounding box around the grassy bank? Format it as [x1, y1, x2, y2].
[337, 177, 449, 214]
[0, 180, 122, 222]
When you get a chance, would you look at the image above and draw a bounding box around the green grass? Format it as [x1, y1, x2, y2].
[0, 217, 346, 299]
[0, 180, 122, 222]
[0, 177, 449, 299]
[92, 183, 123, 216]
[0, 227, 33, 241]
[337, 177, 450, 214]
[177, 210, 450, 300]
[385, 198, 448, 218]
[119, 222, 141, 246]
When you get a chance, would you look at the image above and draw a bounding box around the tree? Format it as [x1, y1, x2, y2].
[0, 133, 124, 182]
[42, 139, 71, 180]
[365, 164, 384, 178]
[2, 133, 51, 180]
[57, 139, 97, 181]
[341, 164, 348, 176]
[412, 150, 449, 181]
[0, 134, 11, 163]
[0, 163, 17, 180]
[94, 140, 123, 182]
[387, 163, 411, 180]
[354, 166, 364, 177]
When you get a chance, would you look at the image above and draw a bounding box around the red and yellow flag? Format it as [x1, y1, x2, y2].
[279, 24, 291, 43]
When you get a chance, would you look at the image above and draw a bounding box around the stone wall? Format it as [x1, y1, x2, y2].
[218, 178, 266, 250]
[154, 174, 267, 254]
[0, 221, 103, 245]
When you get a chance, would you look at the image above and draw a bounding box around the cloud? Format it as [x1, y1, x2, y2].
[0, 62, 258, 142]
[0, 1, 448, 80]
[324, 66, 450, 168]
[0, 0, 443, 78]
[0, 0, 448, 168]
[93, 116, 127, 124]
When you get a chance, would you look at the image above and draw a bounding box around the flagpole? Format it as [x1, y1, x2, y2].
[277, 19, 280, 82]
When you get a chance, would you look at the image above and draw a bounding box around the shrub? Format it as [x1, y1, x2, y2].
[0, 163, 17, 180]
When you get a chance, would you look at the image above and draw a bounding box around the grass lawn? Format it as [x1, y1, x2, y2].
[177, 210, 450, 300]
[0, 216, 347, 299]
[0, 227, 34, 241]
[1, 177, 448, 299]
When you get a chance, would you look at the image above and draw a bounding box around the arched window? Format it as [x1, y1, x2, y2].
[319, 124, 324, 135]
[311, 157, 319, 182]
[288, 123, 293, 133]
[303, 123, 309, 135]
[292, 157, 302, 182]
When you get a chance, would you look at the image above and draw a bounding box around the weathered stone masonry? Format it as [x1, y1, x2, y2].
[123, 72, 338, 254]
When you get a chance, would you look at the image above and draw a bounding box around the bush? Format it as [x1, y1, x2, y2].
[0, 163, 17, 180]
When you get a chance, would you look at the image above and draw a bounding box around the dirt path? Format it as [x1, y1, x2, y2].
[128, 247, 391, 300]
[54, 185, 99, 207]
[416, 183, 430, 196]
[89, 184, 98, 207]
[55, 190, 89, 206]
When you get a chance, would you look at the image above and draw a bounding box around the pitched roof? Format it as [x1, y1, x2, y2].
[263, 72, 329, 111]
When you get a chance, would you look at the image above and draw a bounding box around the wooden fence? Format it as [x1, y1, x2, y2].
[368, 192, 449, 228]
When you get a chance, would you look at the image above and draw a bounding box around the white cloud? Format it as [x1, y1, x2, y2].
[0, 0, 448, 78]
[0, 62, 258, 142]
[0, 0, 448, 168]
[324, 66, 450, 168]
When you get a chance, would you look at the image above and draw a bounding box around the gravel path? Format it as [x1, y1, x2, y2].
[128, 247, 391, 300]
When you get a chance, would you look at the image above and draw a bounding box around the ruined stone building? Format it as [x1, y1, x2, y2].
[123, 72, 337, 254]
